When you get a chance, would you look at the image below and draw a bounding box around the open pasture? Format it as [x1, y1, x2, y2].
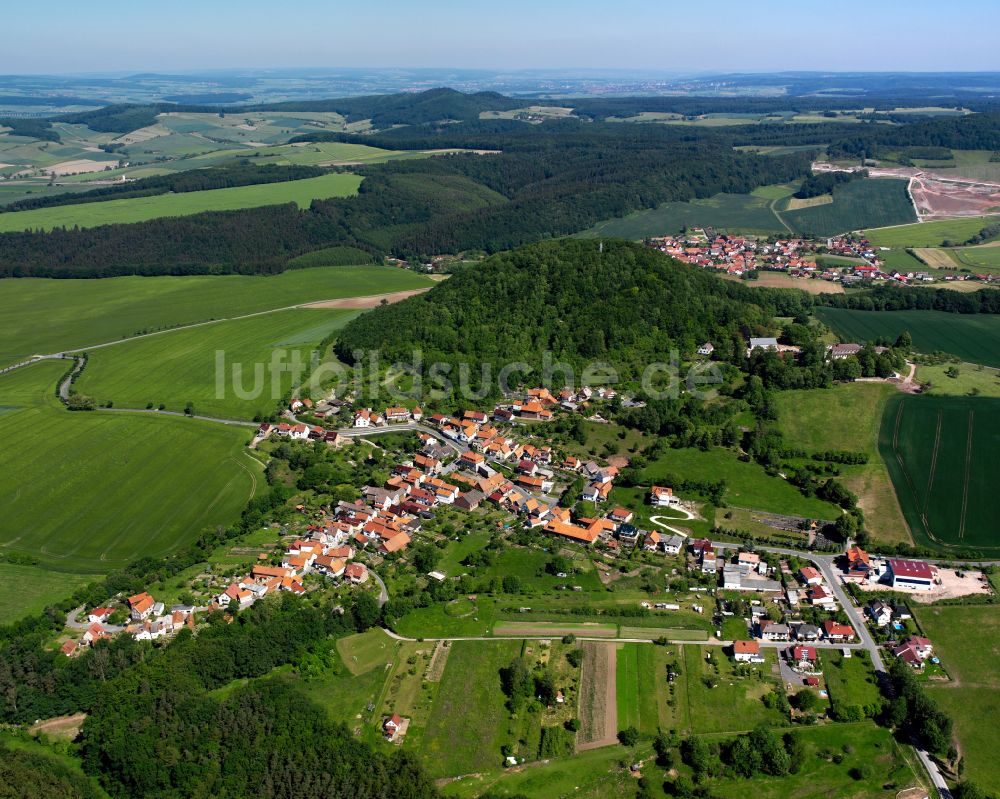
[0, 265, 434, 369]
[74, 308, 357, 420]
[0, 360, 261, 572]
[816, 307, 1000, 368]
[953, 242, 1000, 271]
[878, 394, 1000, 550]
[0, 172, 362, 232]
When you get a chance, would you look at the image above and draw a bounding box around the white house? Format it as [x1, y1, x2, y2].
[697, 342, 715, 356]
[649, 485, 677, 507]
[733, 640, 764, 663]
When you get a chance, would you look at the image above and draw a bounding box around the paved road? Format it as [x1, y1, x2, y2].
[369, 570, 389, 607]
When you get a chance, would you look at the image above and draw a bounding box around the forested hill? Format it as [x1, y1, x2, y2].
[334, 239, 805, 384]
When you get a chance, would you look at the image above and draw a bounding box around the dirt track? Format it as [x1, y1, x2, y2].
[300, 288, 431, 309]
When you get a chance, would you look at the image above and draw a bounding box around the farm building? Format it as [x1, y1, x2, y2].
[886, 559, 935, 591]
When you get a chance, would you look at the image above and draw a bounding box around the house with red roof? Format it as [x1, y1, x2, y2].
[733, 639, 764, 663]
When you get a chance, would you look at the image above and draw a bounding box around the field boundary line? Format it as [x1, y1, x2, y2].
[958, 410, 974, 540]
[923, 410, 943, 514]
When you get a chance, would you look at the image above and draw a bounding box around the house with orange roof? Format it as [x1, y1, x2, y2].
[345, 563, 369, 583]
[127, 592, 155, 620]
[650, 486, 677, 507]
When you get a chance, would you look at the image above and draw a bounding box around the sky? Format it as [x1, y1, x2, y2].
[3, 0, 999, 74]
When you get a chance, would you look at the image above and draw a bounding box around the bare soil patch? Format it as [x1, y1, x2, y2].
[300, 288, 431, 309]
[425, 640, 452, 682]
[577, 641, 619, 750]
[722, 273, 844, 294]
[786, 194, 833, 210]
[29, 712, 86, 741]
[46, 159, 119, 176]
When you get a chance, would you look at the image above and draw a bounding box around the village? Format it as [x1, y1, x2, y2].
[649, 229, 1000, 286]
[58, 383, 991, 702]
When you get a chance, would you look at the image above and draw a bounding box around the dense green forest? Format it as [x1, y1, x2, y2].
[817, 283, 1000, 313]
[334, 238, 805, 385]
[0, 739, 104, 799]
[0, 116, 60, 141]
[0, 127, 809, 277]
[0, 163, 326, 212]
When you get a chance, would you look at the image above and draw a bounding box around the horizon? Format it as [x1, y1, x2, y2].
[5, 0, 1000, 74]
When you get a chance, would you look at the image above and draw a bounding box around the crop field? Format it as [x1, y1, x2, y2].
[878, 394, 1000, 550]
[916, 605, 1000, 793]
[75, 308, 357, 420]
[815, 307, 1000, 369]
[420, 640, 521, 777]
[781, 178, 916, 236]
[0, 562, 95, 622]
[680, 645, 785, 734]
[866, 215, 1000, 248]
[0, 266, 434, 369]
[637, 447, 841, 518]
[579, 187, 790, 239]
[0, 360, 261, 572]
[0, 172, 362, 232]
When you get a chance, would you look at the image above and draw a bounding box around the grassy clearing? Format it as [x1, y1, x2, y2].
[0, 360, 261, 571]
[823, 650, 882, 710]
[0, 266, 434, 369]
[773, 383, 894, 454]
[772, 382, 911, 546]
[916, 605, 1000, 793]
[867, 215, 1000, 248]
[781, 178, 916, 237]
[918, 362, 1000, 398]
[879, 394, 1000, 551]
[420, 640, 521, 777]
[637, 447, 841, 518]
[816, 307, 1000, 369]
[953, 243, 1000, 271]
[493, 621, 618, 638]
[337, 628, 399, 676]
[75, 308, 357, 420]
[0, 562, 95, 622]
[0, 172, 362, 232]
[681, 645, 785, 734]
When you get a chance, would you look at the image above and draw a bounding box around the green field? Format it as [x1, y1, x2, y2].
[781, 178, 916, 237]
[75, 308, 357, 420]
[0, 266, 434, 368]
[0, 172, 362, 232]
[816, 307, 1000, 369]
[953, 243, 1000, 271]
[636, 447, 841, 518]
[773, 383, 911, 545]
[681, 645, 785, 734]
[918, 362, 1000, 398]
[0, 360, 261, 572]
[0, 562, 95, 621]
[420, 640, 522, 777]
[579, 187, 790, 239]
[878, 394, 1000, 550]
[915, 605, 1000, 793]
[823, 650, 882, 716]
[616, 643, 676, 735]
[441, 722, 917, 799]
[867, 216, 1000, 249]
